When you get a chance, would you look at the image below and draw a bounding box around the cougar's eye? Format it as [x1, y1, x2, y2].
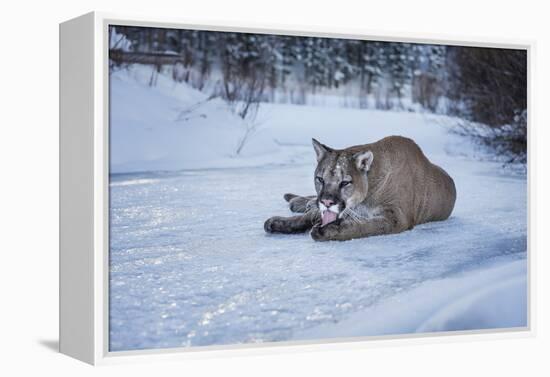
[316, 176, 324, 184]
[340, 180, 352, 188]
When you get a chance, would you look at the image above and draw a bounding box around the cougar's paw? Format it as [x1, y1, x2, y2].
[264, 216, 290, 234]
[310, 222, 340, 241]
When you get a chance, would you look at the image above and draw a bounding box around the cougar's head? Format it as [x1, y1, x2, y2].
[312, 138, 374, 226]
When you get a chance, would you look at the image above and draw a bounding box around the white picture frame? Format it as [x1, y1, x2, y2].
[59, 11, 535, 365]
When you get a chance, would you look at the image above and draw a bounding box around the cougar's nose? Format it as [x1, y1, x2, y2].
[321, 199, 335, 207]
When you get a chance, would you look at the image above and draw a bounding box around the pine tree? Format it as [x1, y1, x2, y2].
[387, 42, 413, 106]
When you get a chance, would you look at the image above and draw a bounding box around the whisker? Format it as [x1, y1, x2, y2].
[342, 208, 362, 224]
[342, 207, 370, 224]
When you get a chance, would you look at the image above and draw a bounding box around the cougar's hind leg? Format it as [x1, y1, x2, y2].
[304, 197, 318, 212]
[283, 193, 299, 202]
[284, 193, 317, 213]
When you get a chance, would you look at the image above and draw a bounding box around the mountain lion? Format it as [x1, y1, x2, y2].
[264, 136, 456, 241]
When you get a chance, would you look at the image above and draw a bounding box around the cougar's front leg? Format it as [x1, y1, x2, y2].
[264, 209, 320, 234]
[311, 207, 406, 241]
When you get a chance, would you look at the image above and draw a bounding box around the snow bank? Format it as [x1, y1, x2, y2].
[110, 65, 467, 174]
[110, 66, 253, 173]
[295, 259, 527, 340]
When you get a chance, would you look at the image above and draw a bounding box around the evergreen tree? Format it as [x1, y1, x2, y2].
[386, 42, 413, 104]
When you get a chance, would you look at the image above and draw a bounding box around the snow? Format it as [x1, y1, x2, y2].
[109, 26, 133, 52]
[296, 259, 527, 339]
[110, 65, 447, 174]
[108, 66, 527, 351]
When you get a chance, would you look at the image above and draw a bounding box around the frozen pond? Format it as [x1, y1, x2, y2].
[109, 158, 527, 351]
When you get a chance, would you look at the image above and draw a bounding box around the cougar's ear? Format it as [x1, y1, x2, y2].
[354, 150, 374, 172]
[312, 138, 331, 162]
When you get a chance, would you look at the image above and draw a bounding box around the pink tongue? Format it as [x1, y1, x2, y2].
[321, 211, 338, 226]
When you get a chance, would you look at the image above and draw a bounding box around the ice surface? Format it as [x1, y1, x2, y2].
[108, 66, 527, 351]
[109, 161, 526, 351]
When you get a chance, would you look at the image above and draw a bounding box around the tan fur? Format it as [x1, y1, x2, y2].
[264, 136, 456, 241]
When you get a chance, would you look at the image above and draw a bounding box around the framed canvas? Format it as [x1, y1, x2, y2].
[59, 11, 534, 365]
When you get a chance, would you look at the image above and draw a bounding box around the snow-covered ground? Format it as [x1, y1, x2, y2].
[108, 66, 528, 351]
